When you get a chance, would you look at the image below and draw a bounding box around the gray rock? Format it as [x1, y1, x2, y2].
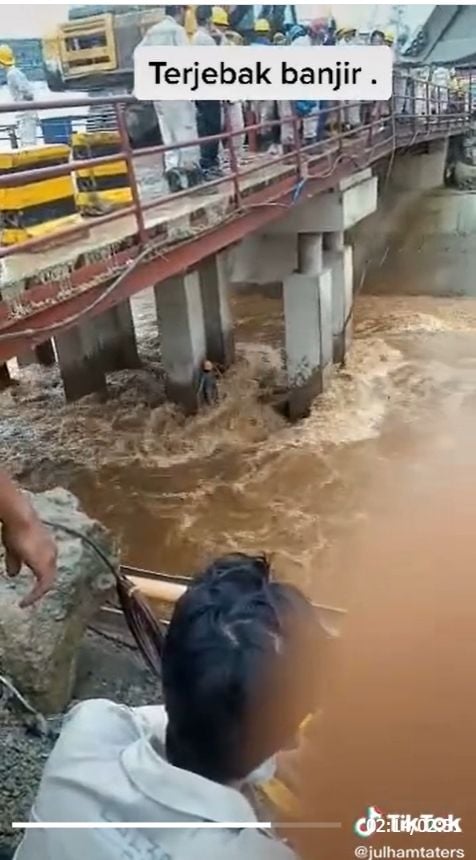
[0, 488, 117, 713]
[453, 160, 476, 189]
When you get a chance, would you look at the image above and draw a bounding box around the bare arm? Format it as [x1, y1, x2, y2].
[0, 470, 57, 607]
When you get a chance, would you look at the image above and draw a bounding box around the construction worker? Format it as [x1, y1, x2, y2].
[251, 19, 275, 152]
[336, 25, 357, 45]
[252, 17, 272, 46]
[432, 66, 451, 114]
[288, 23, 311, 47]
[370, 29, 385, 46]
[224, 30, 244, 46]
[384, 30, 395, 48]
[210, 5, 229, 44]
[138, 7, 201, 193]
[0, 44, 38, 147]
[276, 25, 307, 152]
[193, 6, 223, 178]
[0, 469, 57, 607]
[336, 27, 361, 130]
[192, 4, 216, 45]
[222, 31, 246, 159]
[309, 17, 328, 45]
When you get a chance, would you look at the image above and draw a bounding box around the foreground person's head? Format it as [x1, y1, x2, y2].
[165, 5, 186, 24]
[162, 553, 319, 784]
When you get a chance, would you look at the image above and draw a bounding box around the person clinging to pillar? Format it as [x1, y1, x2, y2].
[0, 44, 38, 148]
[198, 358, 220, 407]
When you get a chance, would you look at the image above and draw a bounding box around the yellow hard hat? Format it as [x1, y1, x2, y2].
[336, 26, 356, 39]
[211, 6, 229, 27]
[384, 31, 395, 44]
[254, 17, 271, 33]
[0, 44, 14, 67]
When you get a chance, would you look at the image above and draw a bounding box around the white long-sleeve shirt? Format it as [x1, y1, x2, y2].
[14, 699, 293, 860]
[139, 14, 188, 48]
[192, 27, 216, 46]
[6, 66, 34, 102]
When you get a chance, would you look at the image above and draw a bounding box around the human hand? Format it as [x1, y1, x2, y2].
[2, 509, 57, 608]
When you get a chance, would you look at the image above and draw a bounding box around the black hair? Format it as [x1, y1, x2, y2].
[162, 554, 319, 784]
[165, 6, 184, 18]
[195, 5, 212, 27]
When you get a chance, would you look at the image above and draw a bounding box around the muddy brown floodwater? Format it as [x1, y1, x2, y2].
[1, 188, 475, 857]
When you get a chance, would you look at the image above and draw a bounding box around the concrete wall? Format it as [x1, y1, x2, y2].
[347, 185, 420, 290]
[347, 144, 450, 293]
[362, 188, 476, 297]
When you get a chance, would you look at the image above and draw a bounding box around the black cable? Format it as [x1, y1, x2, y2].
[41, 519, 165, 678]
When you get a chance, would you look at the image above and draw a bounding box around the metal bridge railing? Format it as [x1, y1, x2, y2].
[0, 69, 472, 263]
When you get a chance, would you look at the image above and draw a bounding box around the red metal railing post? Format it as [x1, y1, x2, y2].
[115, 104, 148, 246]
[336, 100, 343, 155]
[367, 97, 374, 148]
[244, 103, 257, 154]
[390, 71, 397, 142]
[291, 107, 303, 181]
[223, 102, 242, 210]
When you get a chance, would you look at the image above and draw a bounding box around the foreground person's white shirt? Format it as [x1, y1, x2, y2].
[15, 699, 296, 860]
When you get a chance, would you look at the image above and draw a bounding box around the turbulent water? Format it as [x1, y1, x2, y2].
[1, 188, 475, 855]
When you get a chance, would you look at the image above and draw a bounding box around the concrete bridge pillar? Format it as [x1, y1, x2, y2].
[154, 272, 206, 414]
[0, 363, 11, 390]
[198, 252, 235, 368]
[323, 231, 354, 364]
[55, 322, 107, 402]
[17, 341, 56, 370]
[284, 232, 333, 421]
[94, 300, 140, 373]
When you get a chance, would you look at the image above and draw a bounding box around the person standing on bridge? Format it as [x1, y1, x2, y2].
[138, 7, 202, 194]
[0, 469, 57, 606]
[0, 45, 38, 148]
[193, 6, 223, 179]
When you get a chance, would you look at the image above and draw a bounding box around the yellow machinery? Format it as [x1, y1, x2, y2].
[0, 145, 81, 245]
[72, 130, 132, 213]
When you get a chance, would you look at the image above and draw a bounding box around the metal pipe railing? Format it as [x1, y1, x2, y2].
[0, 69, 472, 264]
